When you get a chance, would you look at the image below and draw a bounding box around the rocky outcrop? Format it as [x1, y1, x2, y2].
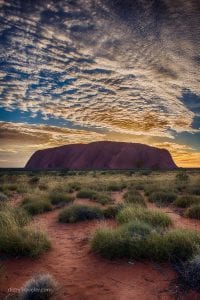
[25, 141, 177, 170]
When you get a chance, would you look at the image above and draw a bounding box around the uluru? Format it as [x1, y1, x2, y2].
[25, 141, 177, 170]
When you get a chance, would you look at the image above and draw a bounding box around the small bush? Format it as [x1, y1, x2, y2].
[188, 185, 200, 196]
[90, 227, 131, 259]
[13, 207, 30, 227]
[176, 172, 190, 182]
[139, 170, 152, 176]
[185, 204, 200, 220]
[123, 190, 146, 206]
[91, 226, 200, 262]
[120, 220, 154, 238]
[39, 184, 49, 191]
[149, 191, 177, 205]
[21, 273, 57, 300]
[0, 183, 18, 194]
[77, 189, 98, 199]
[175, 255, 200, 291]
[68, 182, 81, 192]
[174, 195, 200, 208]
[49, 191, 74, 206]
[95, 193, 113, 205]
[163, 229, 200, 261]
[106, 182, 126, 191]
[103, 204, 124, 218]
[22, 199, 53, 215]
[0, 208, 51, 257]
[0, 192, 8, 201]
[59, 204, 103, 223]
[77, 189, 112, 205]
[117, 205, 172, 228]
[29, 176, 40, 185]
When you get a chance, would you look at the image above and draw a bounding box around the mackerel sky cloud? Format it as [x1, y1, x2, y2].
[0, 0, 200, 167]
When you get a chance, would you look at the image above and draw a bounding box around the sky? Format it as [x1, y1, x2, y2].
[0, 0, 200, 168]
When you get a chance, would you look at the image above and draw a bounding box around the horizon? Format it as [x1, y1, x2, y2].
[0, 0, 200, 168]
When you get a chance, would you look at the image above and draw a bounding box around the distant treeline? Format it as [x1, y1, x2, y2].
[0, 168, 199, 176]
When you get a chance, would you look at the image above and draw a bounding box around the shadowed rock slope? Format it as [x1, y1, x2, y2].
[25, 141, 177, 170]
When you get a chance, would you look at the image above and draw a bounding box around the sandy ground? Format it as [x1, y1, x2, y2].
[0, 192, 200, 300]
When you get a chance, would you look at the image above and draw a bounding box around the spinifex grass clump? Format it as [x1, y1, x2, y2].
[175, 255, 200, 291]
[123, 189, 146, 206]
[106, 182, 127, 191]
[91, 225, 200, 262]
[77, 189, 113, 205]
[0, 206, 51, 257]
[21, 273, 57, 300]
[28, 176, 40, 185]
[77, 189, 99, 199]
[188, 184, 200, 196]
[0, 192, 8, 201]
[49, 190, 74, 206]
[58, 204, 104, 223]
[0, 183, 18, 195]
[21, 194, 53, 215]
[148, 191, 177, 206]
[103, 204, 124, 218]
[174, 195, 200, 208]
[117, 205, 172, 228]
[176, 172, 190, 182]
[68, 182, 81, 192]
[185, 204, 200, 220]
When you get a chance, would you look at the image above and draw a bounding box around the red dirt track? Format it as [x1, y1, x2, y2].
[0, 194, 200, 299]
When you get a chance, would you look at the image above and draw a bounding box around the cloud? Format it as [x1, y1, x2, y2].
[0, 121, 199, 167]
[0, 121, 106, 167]
[0, 0, 199, 138]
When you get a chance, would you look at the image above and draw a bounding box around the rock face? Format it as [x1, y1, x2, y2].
[25, 141, 177, 170]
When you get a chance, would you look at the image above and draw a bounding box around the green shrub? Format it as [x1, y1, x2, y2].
[0, 208, 51, 257]
[77, 189, 112, 205]
[38, 183, 49, 191]
[175, 255, 200, 291]
[120, 220, 154, 237]
[13, 207, 30, 227]
[29, 176, 40, 185]
[103, 204, 124, 218]
[149, 191, 177, 205]
[117, 205, 172, 228]
[22, 199, 53, 215]
[95, 194, 113, 205]
[59, 204, 103, 223]
[90, 227, 131, 259]
[21, 273, 57, 300]
[123, 190, 146, 206]
[185, 204, 200, 220]
[77, 189, 98, 199]
[144, 184, 159, 196]
[0, 192, 8, 201]
[176, 172, 190, 182]
[174, 195, 200, 208]
[106, 182, 126, 191]
[49, 191, 74, 206]
[91, 226, 200, 262]
[139, 170, 152, 176]
[0, 183, 18, 194]
[188, 185, 200, 196]
[68, 182, 81, 192]
[163, 229, 200, 261]
[0, 228, 51, 257]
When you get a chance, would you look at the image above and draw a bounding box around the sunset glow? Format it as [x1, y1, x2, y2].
[0, 0, 199, 167]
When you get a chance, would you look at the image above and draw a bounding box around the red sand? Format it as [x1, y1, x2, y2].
[0, 194, 200, 299]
